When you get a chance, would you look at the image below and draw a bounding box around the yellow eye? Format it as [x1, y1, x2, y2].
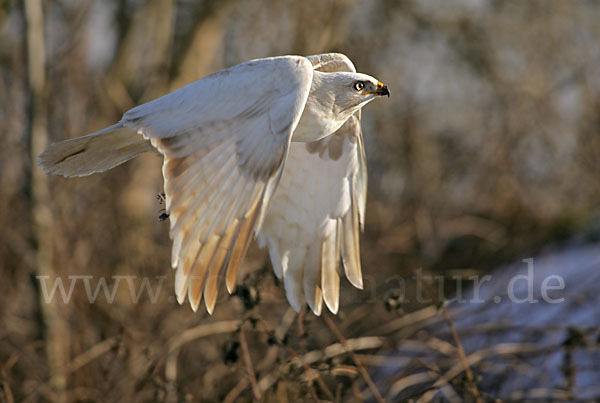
[353, 81, 365, 91]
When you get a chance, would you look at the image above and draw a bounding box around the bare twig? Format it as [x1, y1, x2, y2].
[165, 320, 242, 398]
[322, 314, 385, 403]
[1, 380, 14, 403]
[443, 342, 545, 383]
[353, 354, 412, 367]
[441, 306, 482, 403]
[223, 380, 250, 403]
[167, 320, 242, 353]
[224, 309, 297, 402]
[257, 336, 383, 394]
[256, 311, 335, 401]
[285, 344, 335, 401]
[239, 327, 261, 401]
[387, 371, 439, 399]
[0, 354, 17, 403]
[417, 384, 461, 403]
[418, 342, 546, 401]
[369, 305, 438, 336]
[256, 308, 297, 372]
[66, 337, 118, 374]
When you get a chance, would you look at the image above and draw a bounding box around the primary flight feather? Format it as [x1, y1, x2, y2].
[38, 53, 389, 315]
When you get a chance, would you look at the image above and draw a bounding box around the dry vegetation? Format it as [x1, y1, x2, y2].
[1, 0, 600, 401]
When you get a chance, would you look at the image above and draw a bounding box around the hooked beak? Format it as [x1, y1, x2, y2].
[376, 82, 390, 97]
[367, 81, 390, 97]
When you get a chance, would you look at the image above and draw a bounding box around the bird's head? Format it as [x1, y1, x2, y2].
[322, 71, 389, 117]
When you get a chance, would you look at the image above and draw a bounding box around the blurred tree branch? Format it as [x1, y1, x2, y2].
[24, 0, 70, 400]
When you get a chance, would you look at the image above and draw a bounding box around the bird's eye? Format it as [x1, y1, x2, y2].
[353, 81, 365, 91]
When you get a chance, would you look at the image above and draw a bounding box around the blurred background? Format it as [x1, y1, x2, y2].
[2, 0, 600, 401]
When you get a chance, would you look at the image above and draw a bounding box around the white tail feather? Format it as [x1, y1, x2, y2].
[38, 123, 154, 177]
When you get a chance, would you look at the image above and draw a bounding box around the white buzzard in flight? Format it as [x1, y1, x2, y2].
[39, 53, 389, 315]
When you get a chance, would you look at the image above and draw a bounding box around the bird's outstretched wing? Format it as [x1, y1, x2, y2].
[258, 53, 367, 314]
[123, 56, 313, 313]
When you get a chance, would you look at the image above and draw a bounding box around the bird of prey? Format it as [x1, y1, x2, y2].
[38, 53, 389, 315]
